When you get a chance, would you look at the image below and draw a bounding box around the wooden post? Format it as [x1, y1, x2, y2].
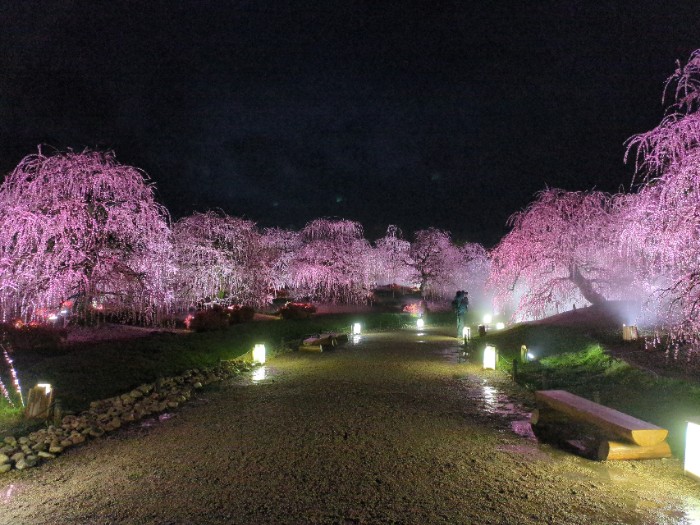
[597, 440, 671, 461]
[52, 398, 63, 426]
[512, 359, 518, 381]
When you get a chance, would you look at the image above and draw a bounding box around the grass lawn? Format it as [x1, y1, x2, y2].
[478, 320, 700, 455]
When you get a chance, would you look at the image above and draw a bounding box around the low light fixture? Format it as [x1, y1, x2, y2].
[483, 314, 492, 325]
[495, 322, 505, 330]
[252, 344, 266, 364]
[352, 323, 362, 335]
[623, 324, 639, 341]
[685, 417, 700, 481]
[25, 383, 53, 419]
[483, 345, 497, 370]
[416, 318, 425, 329]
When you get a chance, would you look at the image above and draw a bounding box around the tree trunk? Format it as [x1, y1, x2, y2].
[569, 265, 607, 305]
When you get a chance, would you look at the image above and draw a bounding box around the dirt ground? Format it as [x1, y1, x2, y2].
[1, 327, 699, 524]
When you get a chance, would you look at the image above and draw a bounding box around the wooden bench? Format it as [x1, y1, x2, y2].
[531, 390, 671, 460]
[298, 332, 348, 352]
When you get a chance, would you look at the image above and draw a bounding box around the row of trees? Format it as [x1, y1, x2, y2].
[0, 152, 488, 324]
[489, 49, 700, 343]
[5, 49, 700, 340]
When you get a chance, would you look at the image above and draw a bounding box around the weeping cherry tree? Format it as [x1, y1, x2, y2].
[623, 49, 700, 342]
[372, 225, 413, 287]
[290, 219, 373, 303]
[407, 228, 464, 299]
[0, 149, 173, 324]
[488, 188, 630, 321]
[172, 211, 267, 308]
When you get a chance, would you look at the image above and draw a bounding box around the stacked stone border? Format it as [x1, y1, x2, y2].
[0, 359, 256, 473]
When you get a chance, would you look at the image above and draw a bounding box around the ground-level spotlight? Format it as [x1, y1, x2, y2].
[483, 345, 497, 370]
[416, 318, 425, 329]
[495, 322, 505, 330]
[685, 417, 700, 481]
[483, 314, 492, 325]
[252, 344, 266, 364]
[352, 322, 362, 335]
[462, 326, 471, 341]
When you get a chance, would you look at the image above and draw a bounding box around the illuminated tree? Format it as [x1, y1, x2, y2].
[455, 242, 491, 303]
[290, 219, 372, 303]
[625, 49, 700, 181]
[623, 49, 700, 339]
[172, 211, 268, 308]
[372, 225, 413, 287]
[488, 189, 630, 321]
[0, 149, 172, 324]
[407, 228, 464, 299]
[259, 227, 302, 296]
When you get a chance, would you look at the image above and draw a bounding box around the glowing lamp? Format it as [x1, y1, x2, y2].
[462, 326, 471, 341]
[252, 344, 266, 364]
[483, 314, 492, 325]
[495, 322, 505, 330]
[483, 345, 497, 370]
[527, 352, 535, 360]
[25, 383, 53, 419]
[685, 417, 700, 481]
[352, 323, 362, 335]
[416, 318, 425, 329]
[47, 314, 58, 321]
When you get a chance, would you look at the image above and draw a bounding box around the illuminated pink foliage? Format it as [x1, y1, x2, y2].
[407, 228, 480, 299]
[372, 225, 413, 287]
[290, 219, 373, 303]
[488, 189, 631, 321]
[0, 149, 172, 324]
[623, 49, 700, 341]
[0, 151, 491, 322]
[172, 211, 267, 308]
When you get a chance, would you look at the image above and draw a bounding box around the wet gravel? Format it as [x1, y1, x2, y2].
[1, 328, 699, 524]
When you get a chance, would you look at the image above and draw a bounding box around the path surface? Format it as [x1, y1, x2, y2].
[1, 328, 698, 524]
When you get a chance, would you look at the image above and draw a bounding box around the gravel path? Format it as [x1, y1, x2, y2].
[1, 328, 698, 524]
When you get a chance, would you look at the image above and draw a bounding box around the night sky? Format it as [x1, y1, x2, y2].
[1, 1, 698, 246]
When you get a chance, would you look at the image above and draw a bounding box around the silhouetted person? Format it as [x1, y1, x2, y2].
[452, 290, 469, 339]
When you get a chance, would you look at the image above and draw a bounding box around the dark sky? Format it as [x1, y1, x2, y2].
[1, 1, 698, 246]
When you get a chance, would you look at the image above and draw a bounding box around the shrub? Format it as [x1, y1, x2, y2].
[2, 323, 67, 351]
[189, 307, 230, 332]
[278, 302, 317, 320]
[228, 305, 255, 324]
